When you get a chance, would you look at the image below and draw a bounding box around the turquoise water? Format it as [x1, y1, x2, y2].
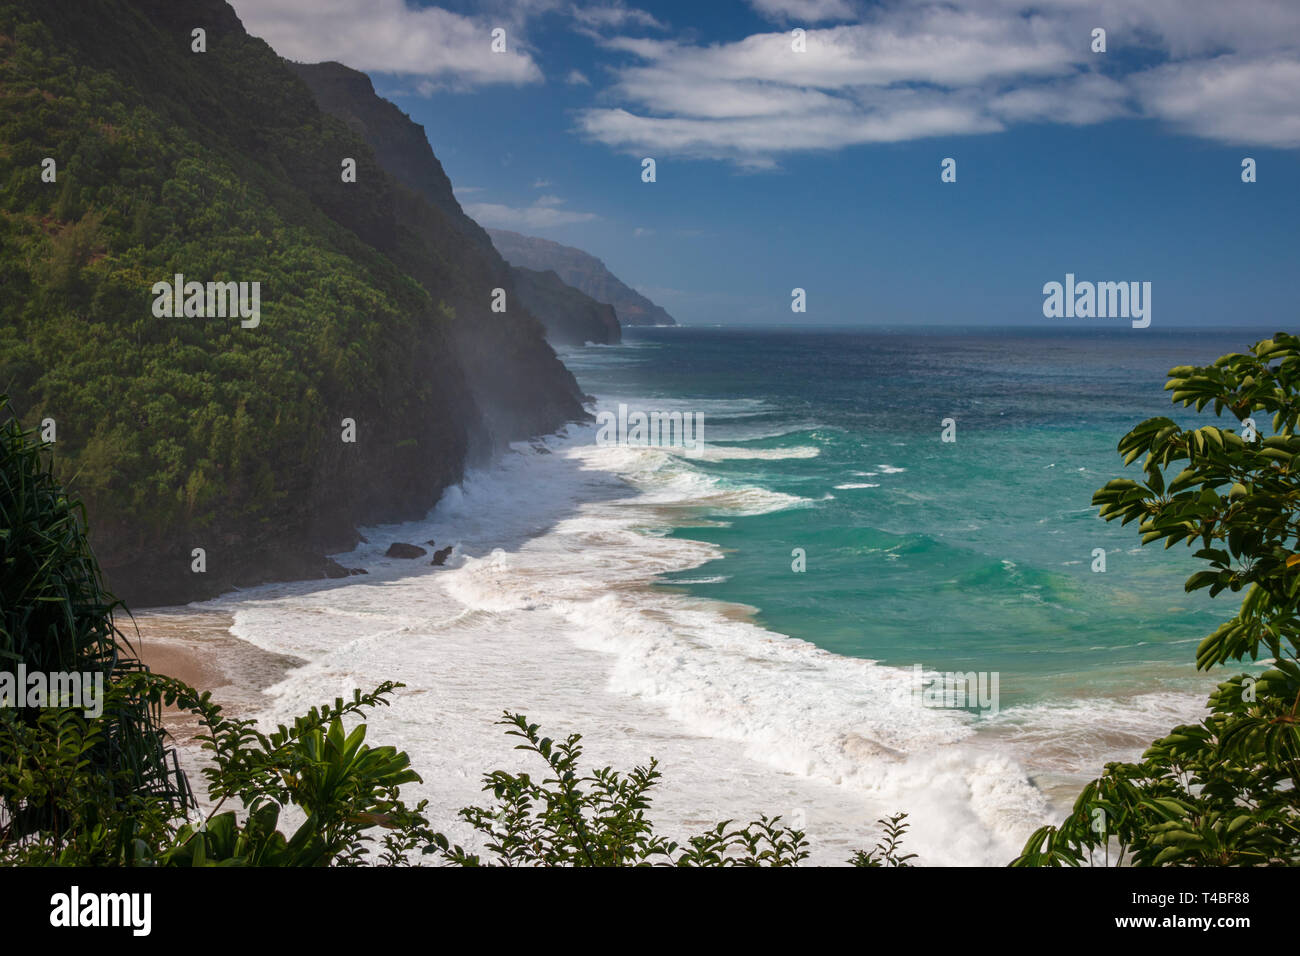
[565, 326, 1276, 712]
[187, 324, 1283, 861]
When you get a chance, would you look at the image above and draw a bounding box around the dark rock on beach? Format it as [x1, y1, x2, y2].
[385, 542, 427, 559]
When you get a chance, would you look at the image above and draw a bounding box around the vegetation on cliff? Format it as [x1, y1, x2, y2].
[0, 0, 584, 605]
[288, 61, 619, 347]
[509, 266, 621, 346]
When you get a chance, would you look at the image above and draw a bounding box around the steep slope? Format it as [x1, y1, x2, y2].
[287, 62, 626, 348]
[488, 228, 677, 327]
[0, 0, 586, 605]
[286, 60, 494, 252]
[278, 59, 585, 444]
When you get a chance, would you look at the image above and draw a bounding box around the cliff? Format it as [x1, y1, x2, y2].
[287, 61, 617, 360]
[487, 229, 677, 327]
[508, 267, 621, 346]
[285, 61, 494, 252]
[0, 0, 587, 605]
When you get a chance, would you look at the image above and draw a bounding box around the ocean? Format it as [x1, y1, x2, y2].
[147, 326, 1273, 866]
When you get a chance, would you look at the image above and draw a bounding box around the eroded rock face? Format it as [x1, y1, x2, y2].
[385, 543, 427, 559]
[430, 546, 453, 566]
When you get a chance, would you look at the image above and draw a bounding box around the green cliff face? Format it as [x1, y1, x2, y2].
[0, 0, 587, 605]
[285, 61, 495, 252]
[289, 61, 622, 349]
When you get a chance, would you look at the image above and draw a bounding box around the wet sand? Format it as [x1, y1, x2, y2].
[124, 607, 302, 755]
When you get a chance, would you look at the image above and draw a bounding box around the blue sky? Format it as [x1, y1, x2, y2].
[233, 0, 1300, 327]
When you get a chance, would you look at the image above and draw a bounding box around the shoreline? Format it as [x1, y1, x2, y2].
[129, 608, 303, 777]
[116, 446, 1178, 868]
[112, 390, 1216, 865]
[124, 567, 1209, 860]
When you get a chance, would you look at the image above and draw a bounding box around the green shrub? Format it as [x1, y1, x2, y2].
[434, 712, 811, 867]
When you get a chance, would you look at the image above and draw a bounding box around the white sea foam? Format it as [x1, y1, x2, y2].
[686, 444, 821, 462]
[189, 418, 1188, 866]
[982, 691, 1210, 777]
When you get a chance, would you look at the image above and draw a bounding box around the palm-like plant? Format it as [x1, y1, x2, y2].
[0, 395, 191, 848]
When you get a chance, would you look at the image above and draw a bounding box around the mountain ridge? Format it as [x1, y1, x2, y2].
[488, 228, 677, 327]
[287, 60, 621, 348]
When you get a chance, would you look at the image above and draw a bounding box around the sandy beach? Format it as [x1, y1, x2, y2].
[127, 608, 301, 779]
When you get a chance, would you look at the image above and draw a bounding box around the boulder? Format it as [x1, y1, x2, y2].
[385, 542, 427, 559]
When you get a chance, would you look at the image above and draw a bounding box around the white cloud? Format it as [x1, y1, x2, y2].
[464, 196, 598, 228]
[570, 3, 666, 31]
[230, 0, 542, 87]
[1131, 55, 1300, 148]
[573, 1, 1300, 165]
[566, 68, 592, 85]
[581, 99, 1001, 167]
[989, 74, 1132, 126]
[747, 0, 857, 24]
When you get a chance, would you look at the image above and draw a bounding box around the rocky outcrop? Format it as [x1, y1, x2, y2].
[385, 543, 427, 559]
[487, 228, 677, 327]
[286, 60, 494, 252]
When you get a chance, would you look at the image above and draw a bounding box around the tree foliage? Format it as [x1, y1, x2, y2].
[1014, 332, 1300, 866]
[0, 398, 189, 850]
[435, 712, 811, 867]
[849, 813, 917, 867]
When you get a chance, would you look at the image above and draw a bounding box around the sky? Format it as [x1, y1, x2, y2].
[228, 0, 1300, 328]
